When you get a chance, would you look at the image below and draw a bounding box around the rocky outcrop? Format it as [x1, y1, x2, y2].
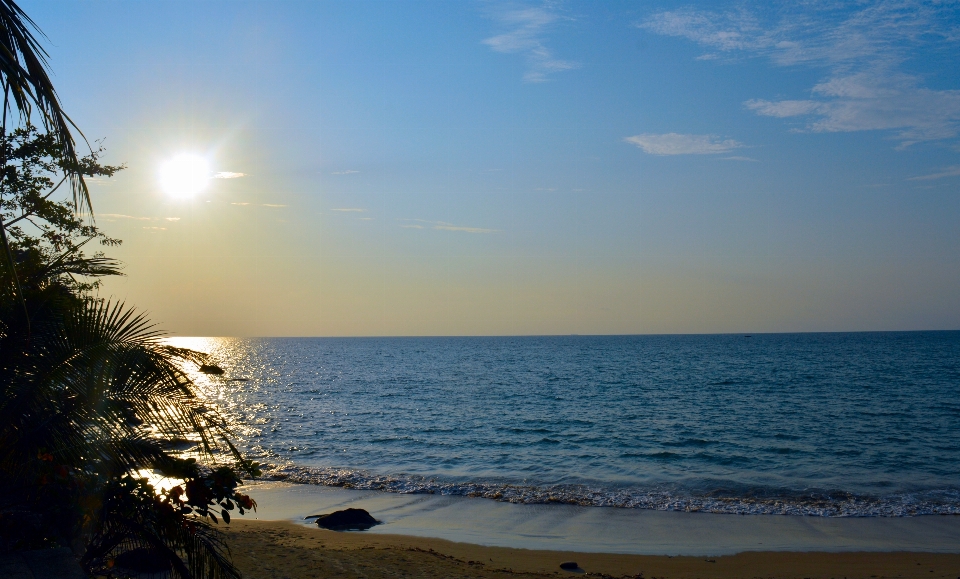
[309, 508, 379, 531]
[198, 364, 225, 374]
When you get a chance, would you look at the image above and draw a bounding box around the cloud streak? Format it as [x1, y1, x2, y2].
[642, 2, 960, 147]
[331, 170, 360, 175]
[434, 224, 498, 234]
[214, 172, 245, 179]
[483, 5, 578, 82]
[624, 133, 743, 155]
[400, 219, 499, 233]
[908, 165, 960, 181]
[330, 208, 365, 212]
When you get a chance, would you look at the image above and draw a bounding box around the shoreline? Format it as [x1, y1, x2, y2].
[257, 464, 960, 517]
[239, 481, 960, 556]
[223, 519, 960, 579]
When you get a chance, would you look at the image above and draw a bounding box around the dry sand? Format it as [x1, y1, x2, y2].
[223, 519, 960, 579]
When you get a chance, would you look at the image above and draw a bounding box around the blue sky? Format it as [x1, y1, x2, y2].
[21, 0, 960, 335]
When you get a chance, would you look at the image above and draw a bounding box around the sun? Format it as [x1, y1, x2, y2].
[159, 154, 211, 198]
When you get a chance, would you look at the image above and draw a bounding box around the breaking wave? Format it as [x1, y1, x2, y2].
[258, 463, 960, 517]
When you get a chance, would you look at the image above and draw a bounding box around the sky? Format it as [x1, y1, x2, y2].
[20, 0, 960, 336]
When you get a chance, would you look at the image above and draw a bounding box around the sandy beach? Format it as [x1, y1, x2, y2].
[218, 482, 960, 578]
[224, 519, 960, 579]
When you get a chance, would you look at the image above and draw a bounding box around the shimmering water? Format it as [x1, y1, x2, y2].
[175, 332, 960, 516]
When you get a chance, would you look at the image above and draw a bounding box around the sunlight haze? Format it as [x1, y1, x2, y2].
[25, 0, 960, 336]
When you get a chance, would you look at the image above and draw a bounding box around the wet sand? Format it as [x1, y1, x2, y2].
[239, 481, 960, 555]
[224, 519, 960, 579]
[223, 481, 960, 577]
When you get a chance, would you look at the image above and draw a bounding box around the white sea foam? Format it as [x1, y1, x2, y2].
[257, 463, 960, 517]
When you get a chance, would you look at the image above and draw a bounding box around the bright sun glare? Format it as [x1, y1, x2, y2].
[159, 154, 211, 198]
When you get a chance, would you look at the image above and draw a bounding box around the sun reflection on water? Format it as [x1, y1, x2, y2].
[141, 337, 257, 490]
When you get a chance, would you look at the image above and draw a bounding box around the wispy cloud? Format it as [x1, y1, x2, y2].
[214, 172, 246, 179]
[483, 4, 578, 82]
[744, 99, 822, 118]
[400, 218, 499, 233]
[908, 165, 960, 181]
[331, 170, 360, 175]
[165, 217, 181, 221]
[330, 208, 366, 212]
[100, 213, 152, 221]
[641, 2, 960, 147]
[434, 224, 498, 234]
[262, 204, 287, 208]
[231, 202, 251, 206]
[722, 156, 759, 162]
[624, 133, 743, 155]
[142, 226, 166, 231]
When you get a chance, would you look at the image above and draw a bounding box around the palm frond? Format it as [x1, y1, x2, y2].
[0, 0, 88, 212]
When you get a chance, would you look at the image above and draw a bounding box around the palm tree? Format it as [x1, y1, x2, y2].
[0, 270, 258, 577]
[0, 290, 256, 577]
[0, 0, 92, 331]
[0, 3, 260, 575]
[0, 0, 85, 206]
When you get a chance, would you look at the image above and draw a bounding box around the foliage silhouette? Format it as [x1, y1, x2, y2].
[0, 1, 261, 573]
[0, 127, 260, 577]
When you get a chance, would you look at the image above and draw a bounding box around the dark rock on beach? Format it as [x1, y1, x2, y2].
[199, 364, 225, 374]
[559, 561, 580, 570]
[309, 508, 379, 531]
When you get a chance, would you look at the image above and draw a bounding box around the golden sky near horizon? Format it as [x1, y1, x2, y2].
[28, 0, 960, 336]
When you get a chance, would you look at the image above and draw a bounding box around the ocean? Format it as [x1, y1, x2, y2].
[175, 332, 960, 517]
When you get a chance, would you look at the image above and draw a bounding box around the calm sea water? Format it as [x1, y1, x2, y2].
[177, 333, 960, 516]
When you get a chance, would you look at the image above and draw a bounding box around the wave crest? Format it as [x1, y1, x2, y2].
[258, 464, 960, 517]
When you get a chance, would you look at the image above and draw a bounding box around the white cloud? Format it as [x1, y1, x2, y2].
[330, 208, 365, 212]
[331, 170, 360, 175]
[214, 172, 245, 179]
[744, 99, 822, 118]
[231, 202, 251, 206]
[483, 5, 578, 82]
[401, 224, 425, 229]
[908, 165, 960, 181]
[624, 133, 743, 155]
[722, 156, 759, 162]
[642, 2, 960, 147]
[262, 204, 287, 208]
[142, 226, 166, 231]
[165, 217, 181, 221]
